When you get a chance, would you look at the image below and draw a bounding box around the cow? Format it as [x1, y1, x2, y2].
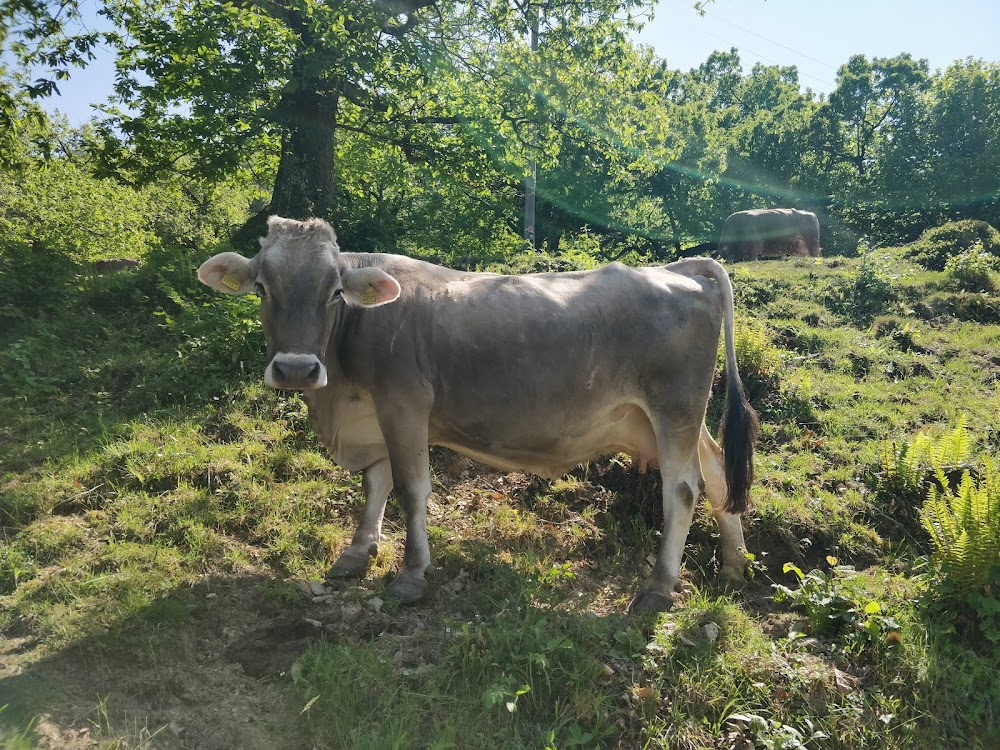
[198, 216, 759, 613]
[718, 208, 821, 262]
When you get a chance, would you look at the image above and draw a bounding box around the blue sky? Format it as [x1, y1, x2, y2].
[39, 0, 1000, 125]
[637, 0, 1000, 93]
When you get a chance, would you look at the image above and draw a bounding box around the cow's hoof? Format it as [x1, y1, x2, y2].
[326, 546, 376, 579]
[719, 570, 747, 590]
[629, 590, 673, 615]
[387, 574, 428, 605]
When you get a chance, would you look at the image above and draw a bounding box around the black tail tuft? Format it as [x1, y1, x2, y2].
[719, 378, 760, 514]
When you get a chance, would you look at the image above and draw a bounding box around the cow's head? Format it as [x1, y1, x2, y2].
[198, 216, 400, 390]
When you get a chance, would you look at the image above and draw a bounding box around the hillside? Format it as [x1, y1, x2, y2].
[1, 241, 999, 749]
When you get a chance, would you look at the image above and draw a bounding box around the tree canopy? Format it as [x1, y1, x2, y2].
[2, 0, 999, 260]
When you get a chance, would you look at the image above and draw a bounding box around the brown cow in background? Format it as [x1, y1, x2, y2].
[718, 208, 821, 261]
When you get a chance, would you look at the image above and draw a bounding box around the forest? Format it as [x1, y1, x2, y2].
[1, 0, 999, 748]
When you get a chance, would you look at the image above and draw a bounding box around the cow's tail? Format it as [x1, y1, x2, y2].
[665, 257, 760, 514]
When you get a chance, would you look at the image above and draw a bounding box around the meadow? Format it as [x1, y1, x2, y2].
[1, 229, 999, 749]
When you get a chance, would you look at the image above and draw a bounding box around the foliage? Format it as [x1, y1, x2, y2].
[731, 314, 782, 380]
[904, 220, 1000, 271]
[0, 140, 156, 262]
[920, 459, 1000, 602]
[852, 247, 900, 319]
[774, 558, 902, 655]
[943, 242, 997, 292]
[725, 712, 828, 750]
[880, 417, 974, 499]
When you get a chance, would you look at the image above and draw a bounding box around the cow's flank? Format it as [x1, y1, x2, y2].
[199, 217, 759, 613]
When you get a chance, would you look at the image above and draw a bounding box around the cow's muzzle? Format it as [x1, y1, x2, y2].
[264, 353, 328, 390]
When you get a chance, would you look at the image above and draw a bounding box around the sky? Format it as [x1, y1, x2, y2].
[36, 0, 1000, 126]
[636, 0, 1000, 93]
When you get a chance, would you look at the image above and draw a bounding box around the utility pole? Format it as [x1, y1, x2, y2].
[524, 7, 538, 248]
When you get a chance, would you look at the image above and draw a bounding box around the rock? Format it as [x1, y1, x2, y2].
[309, 580, 328, 597]
[341, 604, 363, 620]
[703, 622, 721, 642]
[312, 595, 336, 604]
[365, 597, 384, 613]
[295, 581, 314, 598]
[304, 618, 323, 628]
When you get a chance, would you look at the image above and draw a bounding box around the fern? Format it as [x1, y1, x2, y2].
[920, 458, 1000, 592]
[882, 416, 973, 496]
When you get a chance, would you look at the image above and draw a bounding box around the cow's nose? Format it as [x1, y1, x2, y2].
[265, 353, 328, 390]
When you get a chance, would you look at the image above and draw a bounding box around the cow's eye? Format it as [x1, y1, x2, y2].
[255, 282, 267, 298]
[331, 288, 344, 302]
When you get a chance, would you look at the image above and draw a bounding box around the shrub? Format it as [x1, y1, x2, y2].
[852, 247, 899, 319]
[944, 243, 997, 292]
[904, 220, 1000, 271]
[0, 157, 156, 261]
[497, 229, 603, 274]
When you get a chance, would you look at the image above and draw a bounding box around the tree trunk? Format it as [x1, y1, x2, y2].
[271, 87, 338, 219]
[232, 86, 338, 250]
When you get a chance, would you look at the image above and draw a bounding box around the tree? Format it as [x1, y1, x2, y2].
[925, 59, 1000, 229]
[91, 0, 647, 245]
[812, 53, 930, 240]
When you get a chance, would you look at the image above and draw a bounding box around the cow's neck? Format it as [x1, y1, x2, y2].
[321, 299, 359, 383]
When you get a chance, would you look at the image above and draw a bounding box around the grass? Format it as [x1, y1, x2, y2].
[2, 247, 999, 748]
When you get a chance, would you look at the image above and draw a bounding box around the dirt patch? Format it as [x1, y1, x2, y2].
[1, 580, 313, 749]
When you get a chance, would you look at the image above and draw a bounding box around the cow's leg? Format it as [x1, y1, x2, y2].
[631, 429, 703, 614]
[698, 425, 747, 587]
[386, 448, 432, 603]
[375, 399, 434, 604]
[326, 457, 393, 579]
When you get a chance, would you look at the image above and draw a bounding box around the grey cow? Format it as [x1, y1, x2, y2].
[718, 208, 821, 261]
[199, 216, 759, 613]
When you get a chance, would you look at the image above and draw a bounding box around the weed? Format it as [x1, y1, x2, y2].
[773, 558, 902, 655]
[920, 458, 1000, 641]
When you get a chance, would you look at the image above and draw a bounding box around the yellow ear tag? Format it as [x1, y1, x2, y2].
[361, 286, 378, 306]
[221, 274, 241, 291]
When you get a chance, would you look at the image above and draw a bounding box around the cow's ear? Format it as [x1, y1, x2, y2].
[341, 267, 401, 307]
[198, 252, 255, 296]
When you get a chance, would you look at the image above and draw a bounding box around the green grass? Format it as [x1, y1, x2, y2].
[2, 247, 999, 748]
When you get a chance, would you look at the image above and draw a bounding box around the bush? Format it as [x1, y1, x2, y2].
[852, 248, 899, 319]
[921, 460, 1000, 588]
[0, 158, 156, 261]
[944, 243, 997, 292]
[904, 220, 1000, 271]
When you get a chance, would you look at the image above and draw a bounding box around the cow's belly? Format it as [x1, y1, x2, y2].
[432, 402, 657, 478]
